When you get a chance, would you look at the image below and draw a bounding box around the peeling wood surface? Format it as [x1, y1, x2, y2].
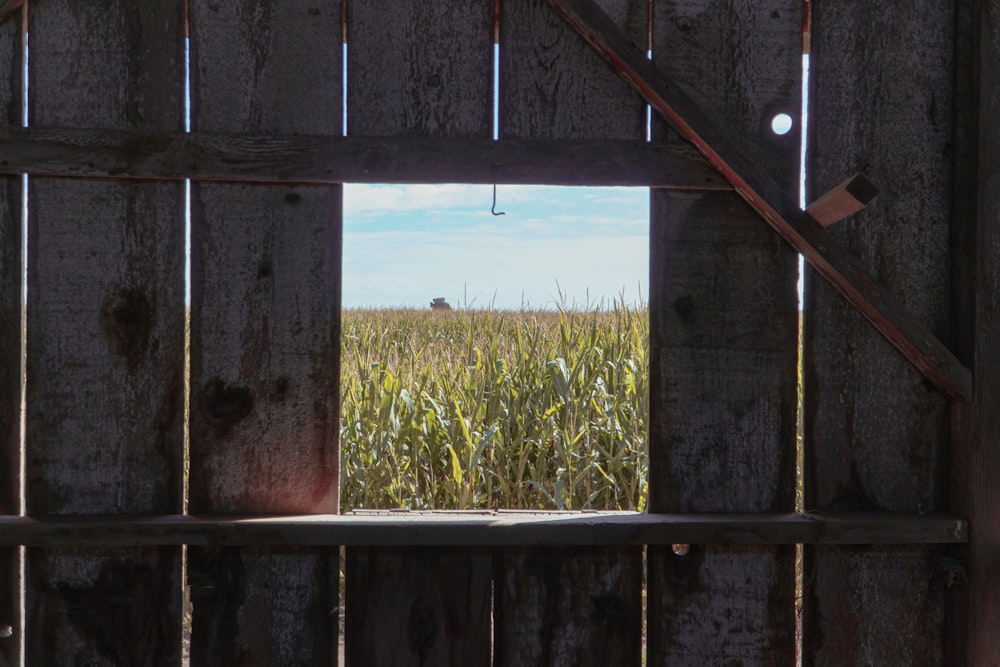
[0, 10, 19, 665]
[646, 1, 801, 664]
[493, 3, 645, 664]
[345, 548, 491, 667]
[802, 3, 955, 665]
[187, 2, 342, 665]
[947, 2, 1000, 664]
[23, 4, 184, 665]
[0, 128, 729, 188]
[494, 546, 642, 666]
[344, 5, 495, 663]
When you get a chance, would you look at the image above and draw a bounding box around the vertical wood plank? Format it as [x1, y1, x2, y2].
[187, 2, 342, 665]
[647, 2, 801, 664]
[24, 4, 185, 665]
[345, 548, 492, 667]
[947, 1, 1000, 664]
[494, 546, 642, 666]
[494, 3, 644, 665]
[347, 1, 492, 137]
[500, 0, 646, 141]
[344, 3, 494, 665]
[802, 4, 954, 665]
[0, 8, 20, 666]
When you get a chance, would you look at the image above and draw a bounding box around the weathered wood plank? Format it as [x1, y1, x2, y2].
[947, 1, 1000, 663]
[494, 546, 642, 665]
[0, 7, 20, 664]
[24, 4, 184, 665]
[501, 0, 646, 141]
[801, 3, 956, 665]
[0, 512, 970, 547]
[0, 128, 729, 188]
[493, 3, 645, 665]
[187, 2, 342, 665]
[646, 1, 801, 664]
[344, 4, 495, 664]
[546, 0, 972, 401]
[345, 547, 491, 666]
[348, 0, 492, 137]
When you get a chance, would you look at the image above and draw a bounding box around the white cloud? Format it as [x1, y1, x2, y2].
[341, 184, 649, 309]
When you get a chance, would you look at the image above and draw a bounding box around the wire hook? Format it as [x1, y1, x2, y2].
[491, 183, 506, 216]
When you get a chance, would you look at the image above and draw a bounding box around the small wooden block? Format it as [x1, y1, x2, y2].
[806, 173, 880, 226]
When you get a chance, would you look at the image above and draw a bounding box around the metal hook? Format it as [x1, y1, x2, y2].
[491, 183, 506, 216]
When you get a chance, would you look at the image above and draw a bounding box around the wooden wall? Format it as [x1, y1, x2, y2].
[0, 0, 995, 664]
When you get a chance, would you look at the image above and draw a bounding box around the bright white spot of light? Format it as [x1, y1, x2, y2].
[772, 113, 793, 135]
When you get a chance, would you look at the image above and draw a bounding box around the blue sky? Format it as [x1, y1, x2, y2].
[342, 184, 649, 311]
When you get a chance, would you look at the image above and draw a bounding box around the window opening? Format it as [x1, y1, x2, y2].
[340, 183, 649, 513]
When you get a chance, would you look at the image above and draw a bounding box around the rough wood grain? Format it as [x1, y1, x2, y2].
[0, 9, 19, 665]
[646, 2, 801, 664]
[0, 512, 968, 547]
[344, 5, 495, 664]
[0, 128, 729, 188]
[187, 2, 342, 664]
[348, 0, 492, 137]
[947, 2, 1000, 663]
[501, 0, 646, 141]
[492, 3, 645, 664]
[494, 546, 642, 666]
[24, 4, 184, 665]
[802, 3, 955, 665]
[546, 0, 972, 401]
[345, 547, 491, 667]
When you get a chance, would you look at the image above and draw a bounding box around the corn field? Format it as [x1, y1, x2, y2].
[339, 304, 649, 512]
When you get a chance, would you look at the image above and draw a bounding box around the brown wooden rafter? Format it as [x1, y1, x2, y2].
[546, 0, 972, 402]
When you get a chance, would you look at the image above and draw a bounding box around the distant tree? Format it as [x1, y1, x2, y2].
[430, 297, 452, 311]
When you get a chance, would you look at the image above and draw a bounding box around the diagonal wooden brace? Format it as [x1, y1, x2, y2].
[546, 0, 972, 402]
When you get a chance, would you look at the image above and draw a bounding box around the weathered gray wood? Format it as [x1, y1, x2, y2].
[501, 0, 646, 141]
[0, 512, 968, 547]
[494, 546, 642, 666]
[646, 1, 801, 664]
[492, 3, 645, 664]
[802, 3, 955, 665]
[546, 0, 972, 401]
[348, 0, 492, 137]
[187, 2, 342, 665]
[0, 128, 729, 188]
[188, 546, 337, 666]
[947, 1, 1000, 663]
[24, 4, 184, 664]
[345, 547, 491, 667]
[0, 8, 20, 665]
[344, 4, 495, 664]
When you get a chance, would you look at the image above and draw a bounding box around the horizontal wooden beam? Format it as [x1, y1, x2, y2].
[0, 512, 967, 547]
[547, 0, 973, 401]
[0, 127, 728, 188]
